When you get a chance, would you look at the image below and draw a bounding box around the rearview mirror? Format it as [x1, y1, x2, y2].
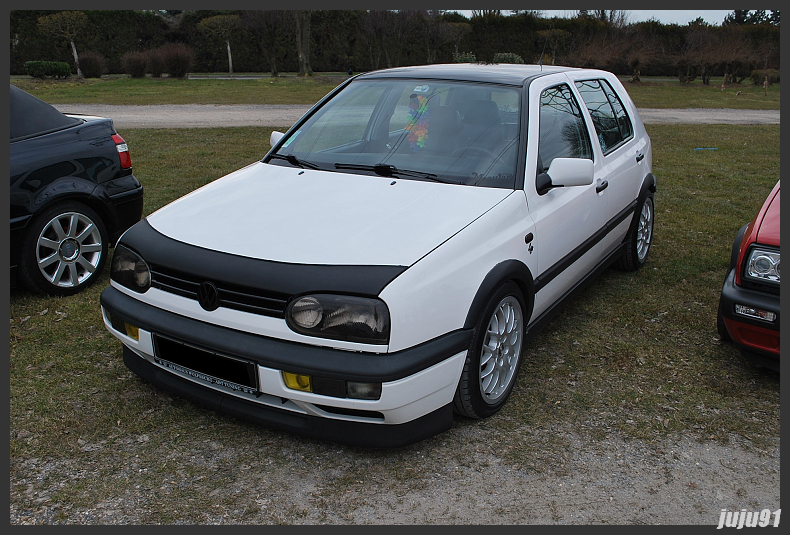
[536, 158, 594, 195]
[270, 131, 285, 147]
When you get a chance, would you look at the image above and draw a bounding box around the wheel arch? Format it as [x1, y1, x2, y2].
[31, 189, 116, 243]
[463, 259, 535, 330]
[621, 172, 656, 244]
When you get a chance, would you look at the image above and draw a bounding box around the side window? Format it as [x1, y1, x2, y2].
[575, 79, 633, 154]
[600, 79, 633, 142]
[538, 84, 592, 172]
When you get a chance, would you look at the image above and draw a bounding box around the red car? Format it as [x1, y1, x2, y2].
[717, 180, 780, 371]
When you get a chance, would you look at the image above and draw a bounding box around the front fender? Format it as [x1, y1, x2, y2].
[463, 260, 535, 330]
[380, 191, 535, 353]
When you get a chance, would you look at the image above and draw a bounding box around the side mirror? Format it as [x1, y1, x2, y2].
[536, 158, 594, 195]
[270, 131, 285, 147]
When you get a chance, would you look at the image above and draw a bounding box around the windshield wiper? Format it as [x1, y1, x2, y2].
[268, 153, 320, 170]
[334, 163, 449, 182]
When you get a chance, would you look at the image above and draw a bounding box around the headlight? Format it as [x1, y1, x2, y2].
[285, 294, 390, 345]
[110, 244, 151, 293]
[744, 246, 780, 285]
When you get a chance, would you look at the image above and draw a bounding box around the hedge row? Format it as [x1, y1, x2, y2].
[24, 61, 71, 78]
[750, 69, 780, 85]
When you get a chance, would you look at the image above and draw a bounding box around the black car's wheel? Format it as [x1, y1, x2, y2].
[19, 201, 108, 296]
[454, 281, 526, 418]
[618, 192, 654, 271]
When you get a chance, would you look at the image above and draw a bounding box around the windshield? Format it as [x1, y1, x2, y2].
[269, 78, 522, 189]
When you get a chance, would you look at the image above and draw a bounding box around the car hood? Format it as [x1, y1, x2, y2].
[756, 182, 780, 246]
[146, 162, 512, 266]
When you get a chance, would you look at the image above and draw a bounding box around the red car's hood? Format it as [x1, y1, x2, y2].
[756, 181, 780, 246]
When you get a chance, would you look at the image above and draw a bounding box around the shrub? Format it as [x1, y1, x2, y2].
[121, 51, 148, 78]
[750, 69, 780, 85]
[24, 61, 71, 79]
[146, 48, 165, 78]
[493, 52, 524, 64]
[157, 43, 194, 79]
[79, 51, 107, 78]
[453, 51, 477, 63]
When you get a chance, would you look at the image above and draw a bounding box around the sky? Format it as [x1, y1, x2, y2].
[452, 10, 735, 26]
[541, 10, 733, 26]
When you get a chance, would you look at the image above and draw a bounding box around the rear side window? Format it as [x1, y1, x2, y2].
[538, 84, 592, 172]
[574, 79, 633, 154]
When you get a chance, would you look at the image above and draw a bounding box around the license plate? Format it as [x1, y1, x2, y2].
[153, 335, 259, 395]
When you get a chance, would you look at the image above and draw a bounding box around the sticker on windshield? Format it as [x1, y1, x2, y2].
[413, 85, 430, 93]
[282, 130, 301, 148]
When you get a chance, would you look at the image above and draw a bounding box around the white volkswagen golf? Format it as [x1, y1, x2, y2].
[101, 64, 655, 447]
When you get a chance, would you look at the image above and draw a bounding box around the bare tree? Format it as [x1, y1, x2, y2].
[242, 10, 289, 77]
[536, 28, 571, 65]
[583, 10, 630, 28]
[621, 25, 660, 80]
[447, 22, 472, 55]
[421, 10, 461, 64]
[295, 10, 313, 76]
[37, 11, 88, 78]
[359, 10, 387, 70]
[564, 31, 631, 71]
[360, 10, 418, 69]
[198, 14, 241, 75]
[471, 10, 501, 18]
[382, 11, 419, 68]
[510, 10, 543, 17]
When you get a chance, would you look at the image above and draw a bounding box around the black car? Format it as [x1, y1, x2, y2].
[10, 85, 144, 295]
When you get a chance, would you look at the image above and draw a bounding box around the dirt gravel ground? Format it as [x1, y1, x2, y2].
[9, 416, 780, 524]
[11, 105, 780, 525]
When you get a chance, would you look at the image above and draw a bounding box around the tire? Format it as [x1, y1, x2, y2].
[618, 192, 654, 271]
[454, 281, 526, 418]
[18, 201, 108, 296]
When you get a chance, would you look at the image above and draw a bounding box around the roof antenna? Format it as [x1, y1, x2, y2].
[538, 26, 551, 70]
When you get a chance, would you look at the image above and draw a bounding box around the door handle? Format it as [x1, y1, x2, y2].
[636, 152, 645, 163]
[596, 180, 609, 193]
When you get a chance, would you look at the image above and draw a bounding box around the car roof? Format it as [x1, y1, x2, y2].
[10, 84, 82, 142]
[356, 63, 583, 86]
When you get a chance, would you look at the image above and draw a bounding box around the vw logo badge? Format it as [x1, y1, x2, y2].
[197, 281, 220, 311]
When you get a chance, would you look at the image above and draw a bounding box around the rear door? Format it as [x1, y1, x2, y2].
[570, 73, 648, 241]
[524, 74, 609, 319]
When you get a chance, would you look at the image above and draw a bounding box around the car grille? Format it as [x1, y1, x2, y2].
[150, 265, 290, 318]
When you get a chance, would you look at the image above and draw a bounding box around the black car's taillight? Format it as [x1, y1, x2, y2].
[112, 133, 132, 169]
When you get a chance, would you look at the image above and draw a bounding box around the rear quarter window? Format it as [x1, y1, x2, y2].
[574, 79, 634, 154]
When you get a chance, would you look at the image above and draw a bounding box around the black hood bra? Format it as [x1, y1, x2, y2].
[119, 219, 408, 300]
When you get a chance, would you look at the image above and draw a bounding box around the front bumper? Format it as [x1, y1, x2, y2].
[100, 286, 471, 447]
[719, 267, 780, 365]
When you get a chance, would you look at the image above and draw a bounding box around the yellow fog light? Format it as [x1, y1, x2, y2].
[124, 322, 139, 341]
[282, 371, 312, 392]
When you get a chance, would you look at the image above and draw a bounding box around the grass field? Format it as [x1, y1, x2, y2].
[9, 77, 780, 522]
[10, 73, 781, 109]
